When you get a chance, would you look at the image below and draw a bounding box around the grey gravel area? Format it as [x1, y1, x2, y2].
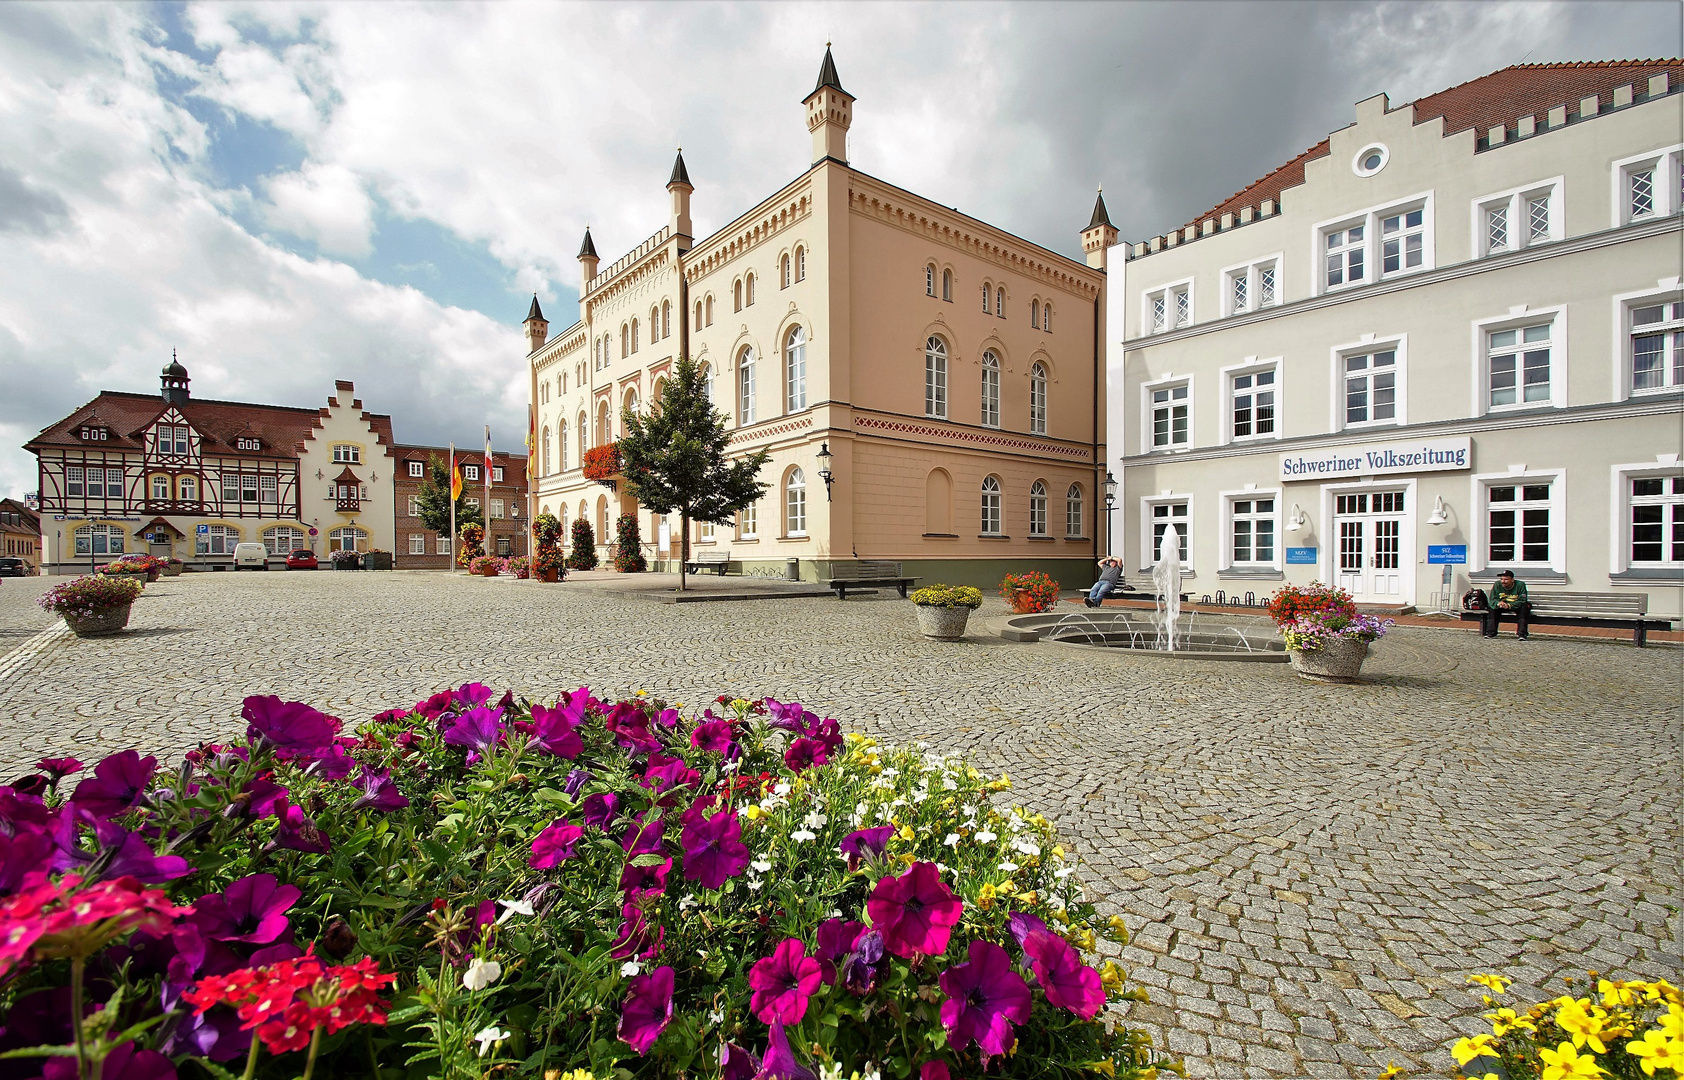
[0, 570, 1678, 1078]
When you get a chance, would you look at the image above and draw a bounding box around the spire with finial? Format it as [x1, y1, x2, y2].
[161, 349, 190, 404]
[577, 227, 599, 260]
[1081, 184, 1119, 269]
[668, 147, 692, 190]
[523, 293, 549, 354]
[804, 44, 854, 165]
[1087, 186, 1113, 231]
[813, 42, 846, 96]
[525, 293, 545, 323]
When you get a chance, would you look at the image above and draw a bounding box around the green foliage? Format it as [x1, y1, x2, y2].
[567, 519, 598, 570]
[415, 454, 484, 537]
[910, 584, 984, 609]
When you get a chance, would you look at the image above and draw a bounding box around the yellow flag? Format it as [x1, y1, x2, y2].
[450, 465, 463, 500]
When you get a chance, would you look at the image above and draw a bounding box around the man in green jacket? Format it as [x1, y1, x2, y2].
[1482, 569, 1531, 639]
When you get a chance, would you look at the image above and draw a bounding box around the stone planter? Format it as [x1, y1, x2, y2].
[163, 564, 183, 577]
[144, 569, 161, 583]
[1288, 637, 1370, 682]
[914, 604, 972, 641]
[64, 604, 133, 637]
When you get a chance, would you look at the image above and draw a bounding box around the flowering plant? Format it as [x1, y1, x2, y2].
[532, 545, 568, 578]
[999, 571, 1060, 613]
[507, 555, 531, 579]
[116, 553, 168, 573]
[532, 512, 562, 545]
[468, 555, 506, 576]
[328, 548, 360, 567]
[0, 684, 1166, 1080]
[458, 522, 486, 567]
[1265, 582, 1357, 626]
[583, 442, 622, 483]
[37, 574, 143, 616]
[910, 584, 984, 609]
[97, 560, 148, 576]
[1278, 611, 1394, 651]
[567, 519, 599, 570]
[615, 513, 647, 573]
[1449, 972, 1682, 1080]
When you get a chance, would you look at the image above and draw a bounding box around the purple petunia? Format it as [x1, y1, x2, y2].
[189, 874, 301, 945]
[921, 1063, 952, 1080]
[641, 755, 700, 795]
[616, 964, 674, 1054]
[0, 828, 55, 896]
[0, 785, 53, 835]
[814, 918, 865, 985]
[867, 861, 963, 959]
[238, 777, 290, 820]
[619, 856, 672, 897]
[527, 700, 585, 759]
[841, 929, 886, 996]
[609, 901, 664, 960]
[442, 706, 505, 757]
[351, 767, 409, 813]
[529, 821, 586, 869]
[298, 743, 355, 781]
[754, 1022, 817, 1080]
[454, 682, 494, 708]
[748, 938, 824, 1024]
[782, 738, 829, 773]
[69, 751, 157, 820]
[87, 824, 192, 884]
[36, 757, 83, 782]
[689, 719, 739, 758]
[582, 792, 620, 831]
[272, 805, 331, 854]
[720, 1042, 759, 1080]
[1018, 920, 1105, 1019]
[838, 825, 896, 872]
[680, 809, 749, 889]
[562, 768, 593, 797]
[1007, 909, 1048, 949]
[45, 1040, 175, 1080]
[241, 696, 340, 754]
[937, 939, 1032, 1059]
[604, 702, 662, 755]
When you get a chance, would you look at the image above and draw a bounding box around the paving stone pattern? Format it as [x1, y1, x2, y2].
[0, 571, 1677, 1077]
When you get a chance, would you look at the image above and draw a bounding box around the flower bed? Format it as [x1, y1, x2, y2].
[328, 549, 361, 570]
[0, 687, 1168, 1080]
[1450, 972, 1682, 1080]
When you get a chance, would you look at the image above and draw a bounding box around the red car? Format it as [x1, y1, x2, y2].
[285, 549, 319, 570]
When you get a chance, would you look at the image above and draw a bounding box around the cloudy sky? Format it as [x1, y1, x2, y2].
[1, 0, 1678, 498]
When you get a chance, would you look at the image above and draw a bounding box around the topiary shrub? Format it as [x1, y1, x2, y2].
[614, 514, 647, 574]
[567, 519, 599, 570]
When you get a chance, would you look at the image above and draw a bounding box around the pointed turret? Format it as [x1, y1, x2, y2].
[577, 227, 599, 260]
[803, 44, 855, 165]
[526, 294, 545, 323]
[667, 149, 692, 190]
[1081, 186, 1119, 270]
[667, 149, 693, 241]
[577, 227, 601, 294]
[1087, 190, 1113, 231]
[523, 293, 549, 355]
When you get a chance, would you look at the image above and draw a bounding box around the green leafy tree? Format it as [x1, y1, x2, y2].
[618, 355, 770, 590]
[414, 454, 484, 538]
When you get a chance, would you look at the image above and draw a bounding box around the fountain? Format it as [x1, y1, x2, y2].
[1152, 524, 1182, 652]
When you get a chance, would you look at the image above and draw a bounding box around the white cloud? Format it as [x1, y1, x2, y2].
[262, 161, 374, 257]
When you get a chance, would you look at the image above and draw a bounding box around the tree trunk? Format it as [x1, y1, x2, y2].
[679, 510, 689, 592]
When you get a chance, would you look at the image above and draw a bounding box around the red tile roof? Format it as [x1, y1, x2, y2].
[1179, 59, 1683, 237]
[26, 390, 395, 460]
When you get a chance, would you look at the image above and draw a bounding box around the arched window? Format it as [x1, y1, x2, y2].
[578, 412, 588, 461]
[1029, 481, 1048, 537]
[694, 300, 703, 327]
[597, 495, 609, 538]
[785, 326, 807, 412]
[738, 346, 757, 425]
[559, 504, 569, 536]
[995, 286, 1004, 317]
[578, 499, 588, 533]
[786, 467, 807, 536]
[150, 474, 169, 500]
[745, 272, 756, 306]
[178, 476, 197, 501]
[782, 254, 792, 289]
[981, 351, 1001, 427]
[329, 526, 366, 553]
[924, 336, 948, 418]
[624, 388, 639, 420]
[734, 280, 743, 312]
[925, 469, 953, 534]
[1066, 484, 1084, 538]
[651, 307, 660, 341]
[1042, 302, 1052, 332]
[653, 377, 667, 401]
[74, 523, 127, 556]
[597, 401, 611, 445]
[541, 426, 551, 475]
[264, 526, 304, 555]
[1031, 299, 1040, 327]
[981, 476, 1002, 535]
[631, 319, 639, 353]
[926, 264, 936, 297]
[705, 294, 714, 325]
[1030, 363, 1048, 434]
[700, 362, 714, 405]
[558, 420, 568, 471]
[941, 268, 952, 302]
[560, 372, 567, 394]
[620, 324, 628, 358]
[796, 246, 806, 281]
[982, 283, 991, 312]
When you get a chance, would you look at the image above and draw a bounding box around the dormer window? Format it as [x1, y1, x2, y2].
[492, 466, 505, 482]
[78, 426, 109, 442]
[236, 437, 262, 452]
[332, 444, 361, 463]
[464, 464, 480, 481]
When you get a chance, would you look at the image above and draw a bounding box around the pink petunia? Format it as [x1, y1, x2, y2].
[617, 965, 674, 1054]
[529, 821, 586, 869]
[748, 938, 823, 1024]
[866, 861, 962, 959]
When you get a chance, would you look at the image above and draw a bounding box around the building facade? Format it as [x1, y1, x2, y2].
[526, 49, 1113, 588]
[28, 366, 396, 572]
[392, 444, 530, 569]
[0, 499, 40, 571]
[1111, 60, 1684, 617]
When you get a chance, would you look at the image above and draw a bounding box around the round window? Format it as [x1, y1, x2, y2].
[1353, 143, 1389, 177]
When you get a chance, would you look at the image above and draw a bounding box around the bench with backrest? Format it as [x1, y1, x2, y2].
[684, 550, 731, 575]
[1119, 575, 1189, 603]
[1458, 589, 1673, 646]
[826, 560, 920, 599]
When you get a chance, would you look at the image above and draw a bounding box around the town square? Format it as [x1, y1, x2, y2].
[0, 2, 1680, 1079]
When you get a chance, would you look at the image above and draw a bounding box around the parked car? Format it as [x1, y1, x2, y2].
[233, 543, 269, 570]
[0, 557, 28, 577]
[285, 549, 319, 571]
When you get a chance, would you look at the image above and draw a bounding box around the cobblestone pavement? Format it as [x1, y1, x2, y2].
[1, 571, 1678, 1077]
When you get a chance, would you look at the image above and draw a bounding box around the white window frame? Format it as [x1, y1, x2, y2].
[924, 337, 948, 419]
[332, 444, 361, 464]
[1329, 333, 1408, 431]
[1218, 357, 1282, 446]
[1468, 467, 1567, 576]
[437, 535, 451, 555]
[1312, 191, 1435, 296]
[408, 460, 424, 478]
[1218, 487, 1283, 573]
[1028, 480, 1048, 537]
[464, 464, 480, 481]
[1029, 362, 1048, 435]
[1612, 282, 1684, 400]
[1141, 374, 1193, 454]
[1218, 254, 1283, 317]
[738, 502, 758, 540]
[1610, 143, 1683, 227]
[1471, 177, 1564, 257]
[1610, 460, 1684, 577]
[980, 476, 1003, 536]
[980, 351, 1001, 428]
[490, 499, 505, 520]
[785, 468, 807, 537]
[1142, 278, 1194, 334]
[409, 533, 427, 555]
[1065, 483, 1084, 539]
[493, 466, 504, 482]
[1139, 494, 1193, 572]
[1470, 305, 1569, 416]
[738, 347, 757, 425]
[785, 326, 807, 413]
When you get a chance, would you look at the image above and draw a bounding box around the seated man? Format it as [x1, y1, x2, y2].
[1086, 558, 1123, 608]
[1482, 569, 1531, 639]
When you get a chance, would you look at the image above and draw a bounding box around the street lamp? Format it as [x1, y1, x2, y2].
[1102, 470, 1117, 552]
[816, 441, 834, 501]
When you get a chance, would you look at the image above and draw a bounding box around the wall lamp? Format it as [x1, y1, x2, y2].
[1426, 495, 1449, 526]
[816, 441, 834, 501]
[1286, 504, 1307, 532]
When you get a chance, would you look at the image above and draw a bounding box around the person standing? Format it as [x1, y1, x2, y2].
[1482, 570, 1531, 639]
[1087, 558, 1123, 608]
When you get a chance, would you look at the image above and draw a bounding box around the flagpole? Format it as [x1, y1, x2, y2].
[484, 424, 493, 554]
[448, 442, 456, 572]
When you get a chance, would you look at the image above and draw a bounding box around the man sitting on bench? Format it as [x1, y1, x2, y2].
[1482, 569, 1531, 640]
[1086, 558, 1123, 608]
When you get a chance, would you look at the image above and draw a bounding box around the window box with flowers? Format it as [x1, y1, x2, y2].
[507, 555, 532, 579]
[38, 573, 144, 636]
[910, 583, 983, 640]
[163, 557, 184, 577]
[583, 443, 622, 487]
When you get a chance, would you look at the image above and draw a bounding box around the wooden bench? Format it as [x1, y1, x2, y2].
[1118, 576, 1189, 603]
[1458, 589, 1674, 646]
[684, 550, 731, 575]
[826, 560, 920, 599]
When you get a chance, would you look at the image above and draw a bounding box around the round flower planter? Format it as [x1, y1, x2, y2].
[479, 565, 500, 578]
[64, 604, 133, 637]
[144, 569, 160, 583]
[1288, 637, 1369, 682]
[163, 564, 183, 577]
[914, 604, 972, 641]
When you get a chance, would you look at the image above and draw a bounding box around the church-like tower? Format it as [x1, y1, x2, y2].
[804, 45, 854, 166]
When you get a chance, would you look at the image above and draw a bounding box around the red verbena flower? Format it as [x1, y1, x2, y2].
[183, 946, 395, 1056]
[0, 873, 190, 974]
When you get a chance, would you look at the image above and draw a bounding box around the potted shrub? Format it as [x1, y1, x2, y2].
[458, 522, 486, 569]
[329, 549, 362, 571]
[507, 555, 532, 579]
[532, 544, 568, 583]
[910, 583, 984, 640]
[614, 513, 647, 573]
[469, 555, 505, 577]
[1000, 570, 1061, 614]
[163, 557, 184, 578]
[38, 573, 144, 637]
[1266, 583, 1393, 682]
[364, 548, 394, 571]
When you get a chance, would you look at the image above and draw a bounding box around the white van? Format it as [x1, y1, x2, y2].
[233, 543, 269, 570]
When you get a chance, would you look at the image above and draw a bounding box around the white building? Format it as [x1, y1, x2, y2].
[1110, 59, 1684, 617]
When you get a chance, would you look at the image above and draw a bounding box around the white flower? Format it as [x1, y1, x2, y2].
[621, 960, 642, 976]
[975, 830, 997, 843]
[802, 810, 828, 829]
[462, 958, 502, 991]
[943, 777, 958, 791]
[773, 781, 792, 796]
[1011, 839, 1042, 857]
[474, 1025, 510, 1057]
[880, 767, 899, 779]
[678, 895, 699, 910]
[495, 898, 535, 924]
[820, 1064, 844, 1080]
[999, 859, 1020, 873]
[747, 879, 764, 891]
[861, 1064, 882, 1080]
[752, 858, 773, 873]
[876, 806, 894, 820]
[943, 833, 960, 847]
[710, 1008, 725, 1025]
[887, 797, 906, 809]
[1054, 867, 1075, 879]
[791, 829, 817, 843]
[828, 909, 844, 918]
[722, 758, 740, 773]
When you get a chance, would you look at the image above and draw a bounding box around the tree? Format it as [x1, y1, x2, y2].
[618, 355, 770, 590]
[414, 454, 483, 539]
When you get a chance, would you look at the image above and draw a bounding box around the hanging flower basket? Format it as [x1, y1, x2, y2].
[583, 443, 622, 486]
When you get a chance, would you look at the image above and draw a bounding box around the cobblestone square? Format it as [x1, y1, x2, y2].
[1, 571, 1677, 1077]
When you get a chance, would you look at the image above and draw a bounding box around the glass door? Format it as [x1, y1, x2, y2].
[1333, 491, 1407, 602]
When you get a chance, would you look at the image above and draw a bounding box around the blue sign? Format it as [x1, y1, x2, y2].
[1285, 547, 1318, 565]
[1428, 544, 1467, 564]
[196, 524, 209, 534]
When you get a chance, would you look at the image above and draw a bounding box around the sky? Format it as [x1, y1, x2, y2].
[1, 0, 1679, 499]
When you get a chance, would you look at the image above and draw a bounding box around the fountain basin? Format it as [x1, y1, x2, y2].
[996, 611, 1288, 662]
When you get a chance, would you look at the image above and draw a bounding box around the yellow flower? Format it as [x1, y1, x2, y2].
[741, 806, 763, 821]
[1451, 1035, 1496, 1066]
[1468, 974, 1511, 995]
[1084, 1060, 1116, 1078]
[1555, 998, 1611, 1053]
[1485, 1007, 1536, 1036]
[1625, 1029, 1684, 1077]
[1051, 907, 1071, 926]
[1660, 1003, 1684, 1040]
[1537, 1041, 1607, 1080]
[1099, 960, 1126, 991]
[898, 825, 915, 842]
[985, 772, 1013, 791]
[1016, 891, 1037, 907]
[1107, 915, 1131, 943]
[1377, 1063, 1406, 1080]
[997, 880, 1017, 896]
[978, 883, 997, 910]
[1051, 844, 1066, 861]
[1074, 928, 1096, 951]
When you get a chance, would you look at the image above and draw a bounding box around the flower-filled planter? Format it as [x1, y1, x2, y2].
[0, 685, 1168, 1080]
[614, 513, 647, 573]
[37, 574, 143, 637]
[469, 555, 507, 577]
[999, 571, 1060, 614]
[363, 549, 393, 571]
[532, 544, 568, 583]
[458, 522, 486, 568]
[328, 549, 362, 571]
[567, 519, 599, 570]
[583, 442, 622, 485]
[107, 554, 168, 582]
[163, 558, 184, 577]
[507, 555, 531, 579]
[1266, 583, 1394, 683]
[911, 584, 984, 640]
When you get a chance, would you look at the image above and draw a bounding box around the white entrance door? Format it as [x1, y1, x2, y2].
[1334, 491, 1406, 602]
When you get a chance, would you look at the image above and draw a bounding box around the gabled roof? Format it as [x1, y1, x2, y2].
[1179, 58, 1684, 236]
[668, 150, 692, 189]
[26, 390, 395, 460]
[810, 45, 848, 98]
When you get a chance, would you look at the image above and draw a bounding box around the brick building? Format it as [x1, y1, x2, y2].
[0, 498, 40, 571]
[392, 445, 530, 569]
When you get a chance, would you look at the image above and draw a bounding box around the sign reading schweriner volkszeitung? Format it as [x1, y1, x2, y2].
[1279, 436, 1470, 482]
